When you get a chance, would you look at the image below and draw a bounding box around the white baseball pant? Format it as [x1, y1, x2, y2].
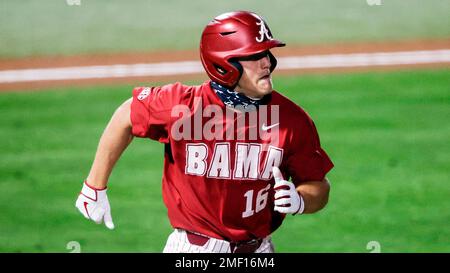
[163, 229, 275, 253]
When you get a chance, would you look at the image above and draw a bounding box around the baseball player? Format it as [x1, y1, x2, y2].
[75, 11, 334, 253]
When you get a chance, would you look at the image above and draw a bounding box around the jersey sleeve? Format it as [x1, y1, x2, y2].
[285, 112, 334, 184]
[130, 82, 184, 143]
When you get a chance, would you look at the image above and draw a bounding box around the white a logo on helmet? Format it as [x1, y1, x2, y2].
[255, 18, 273, 42]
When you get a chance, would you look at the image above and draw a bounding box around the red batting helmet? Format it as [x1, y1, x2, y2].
[200, 11, 285, 89]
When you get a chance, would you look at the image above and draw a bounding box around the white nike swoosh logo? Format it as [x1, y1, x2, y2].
[262, 123, 280, 131]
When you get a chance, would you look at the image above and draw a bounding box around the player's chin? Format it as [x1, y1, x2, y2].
[257, 79, 273, 94]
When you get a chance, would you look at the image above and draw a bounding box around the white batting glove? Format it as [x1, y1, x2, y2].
[75, 181, 115, 230]
[273, 167, 305, 215]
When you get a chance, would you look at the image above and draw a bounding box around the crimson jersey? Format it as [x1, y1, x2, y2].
[130, 81, 333, 242]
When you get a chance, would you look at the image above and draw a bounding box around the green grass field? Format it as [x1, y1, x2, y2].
[1, 0, 449, 57]
[0, 69, 449, 252]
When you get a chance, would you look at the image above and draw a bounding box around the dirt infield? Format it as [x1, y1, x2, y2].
[0, 39, 449, 92]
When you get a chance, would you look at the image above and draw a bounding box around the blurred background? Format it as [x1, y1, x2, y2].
[0, 0, 449, 252]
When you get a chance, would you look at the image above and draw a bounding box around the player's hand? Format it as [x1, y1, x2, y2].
[75, 181, 115, 230]
[272, 167, 305, 215]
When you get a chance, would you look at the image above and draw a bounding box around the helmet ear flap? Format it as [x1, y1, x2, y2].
[213, 64, 228, 76]
[206, 58, 242, 89]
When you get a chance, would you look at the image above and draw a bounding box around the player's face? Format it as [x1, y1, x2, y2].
[235, 51, 273, 99]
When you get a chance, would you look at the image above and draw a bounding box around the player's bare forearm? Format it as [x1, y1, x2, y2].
[297, 177, 330, 214]
[86, 98, 134, 189]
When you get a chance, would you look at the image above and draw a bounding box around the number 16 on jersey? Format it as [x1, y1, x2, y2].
[242, 184, 271, 218]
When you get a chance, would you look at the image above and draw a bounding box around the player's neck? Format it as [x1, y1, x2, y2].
[234, 83, 272, 99]
[211, 81, 270, 110]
